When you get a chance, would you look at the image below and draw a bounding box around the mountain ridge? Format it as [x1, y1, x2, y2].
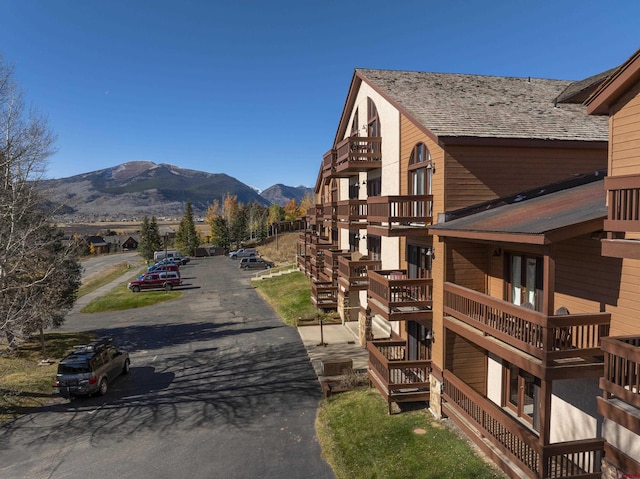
[41, 161, 312, 220]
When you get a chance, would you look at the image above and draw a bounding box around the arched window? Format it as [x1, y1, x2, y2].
[408, 143, 433, 217]
[351, 108, 359, 136]
[367, 98, 379, 137]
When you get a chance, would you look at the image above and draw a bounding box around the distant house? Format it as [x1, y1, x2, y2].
[85, 235, 109, 255]
[101, 234, 140, 252]
[121, 236, 139, 250]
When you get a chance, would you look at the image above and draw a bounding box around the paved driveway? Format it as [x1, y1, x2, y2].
[0, 256, 335, 479]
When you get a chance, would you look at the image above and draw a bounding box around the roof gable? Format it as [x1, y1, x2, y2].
[586, 48, 640, 115]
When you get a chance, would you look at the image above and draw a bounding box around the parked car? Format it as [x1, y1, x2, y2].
[54, 336, 130, 398]
[147, 263, 180, 274]
[128, 271, 181, 292]
[239, 257, 274, 270]
[229, 248, 258, 259]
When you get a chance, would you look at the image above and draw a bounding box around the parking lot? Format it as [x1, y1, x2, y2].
[0, 255, 335, 479]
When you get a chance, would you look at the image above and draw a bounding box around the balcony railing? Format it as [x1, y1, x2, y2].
[600, 336, 640, 408]
[604, 174, 640, 232]
[311, 280, 338, 310]
[323, 249, 351, 281]
[334, 135, 382, 175]
[337, 255, 381, 291]
[322, 149, 336, 178]
[336, 199, 367, 223]
[308, 204, 324, 225]
[367, 270, 433, 321]
[368, 340, 430, 413]
[323, 202, 337, 221]
[444, 372, 604, 479]
[443, 283, 610, 363]
[367, 195, 434, 224]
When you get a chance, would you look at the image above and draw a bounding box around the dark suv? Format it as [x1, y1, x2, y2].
[54, 337, 130, 398]
[239, 257, 274, 270]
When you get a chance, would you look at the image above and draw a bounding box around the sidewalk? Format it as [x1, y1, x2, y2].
[297, 320, 389, 381]
[71, 269, 142, 313]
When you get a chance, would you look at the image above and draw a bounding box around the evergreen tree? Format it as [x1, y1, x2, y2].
[148, 216, 162, 254]
[211, 216, 230, 248]
[138, 216, 152, 260]
[175, 201, 200, 256]
[139, 215, 162, 261]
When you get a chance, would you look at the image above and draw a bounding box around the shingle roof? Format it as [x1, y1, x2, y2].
[356, 69, 609, 142]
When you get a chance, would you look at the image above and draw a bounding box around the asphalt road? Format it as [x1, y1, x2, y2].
[0, 255, 335, 479]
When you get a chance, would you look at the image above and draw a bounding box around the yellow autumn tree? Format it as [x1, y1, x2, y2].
[284, 198, 300, 221]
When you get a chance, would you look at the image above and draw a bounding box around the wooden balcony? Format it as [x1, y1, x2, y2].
[598, 336, 640, 444]
[367, 270, 433, 321]
[308, 204, 324, 226]
[334, 135, 382, 176]
[337, 255, 381, 291]
[443, 282, 611, 367]
[367, 195, 434, 223]
[323, 249, 351, 282]
[311, 280, 338, 310]
[322, 148, 337, 178]
[604, 174, 640, 232]
[601, 175, 640, 259]
[323, 202, 337, 222]
[444, 372, 604, 479]
[367, 340, 430, 414]
[336, 199, 367, 224]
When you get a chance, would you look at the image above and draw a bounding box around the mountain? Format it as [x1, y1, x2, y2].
[260, 184, 313, 207]
[41, 161, 270, 220]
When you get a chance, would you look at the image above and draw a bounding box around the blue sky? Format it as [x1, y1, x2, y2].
[0, 1, 638, 190]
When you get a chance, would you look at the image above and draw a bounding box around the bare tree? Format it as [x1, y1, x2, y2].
[0, 55, 81, 352]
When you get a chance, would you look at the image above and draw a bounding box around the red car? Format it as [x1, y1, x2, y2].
[128, 271, 181, 292]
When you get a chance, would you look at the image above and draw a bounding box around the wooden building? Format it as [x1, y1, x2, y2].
[585, 48, 640, 477]
[299, 62, 625, 478]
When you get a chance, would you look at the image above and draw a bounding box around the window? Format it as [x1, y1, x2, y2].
[407, 244, 432, 279]
[366, 175, 382, 197]
[367, 235, 381, 261]
[351, 108, 359, 136]
[349, 177, 359, 199]
[408, 143, 433, 218]
[349, 231, 359, 252]
[367, 98, 381, 160]
[407, 321, 431, 361]
[367, 98, 379, 137]
[507, 253, 543, 311]
[504, 363, 540, 431]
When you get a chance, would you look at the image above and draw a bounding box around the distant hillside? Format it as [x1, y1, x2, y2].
[260, 184, 313, 207]
[41, 161, 270, 220]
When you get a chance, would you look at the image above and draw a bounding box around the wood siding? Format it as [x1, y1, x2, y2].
[445, 240, 487, 292]
[400, 115, 444, 216]
[444, 144, 607, 211]
[445, 332, 487, 396]
[553, 236, 640, 336]
[610, 81, 640, 177]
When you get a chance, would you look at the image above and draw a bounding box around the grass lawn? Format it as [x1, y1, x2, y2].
[80, 280, 183, 313]
[78, 261, 139, 298]
[0, 332, 95, 424]
[253, 271, 320, 326]
[317, 389, 504, 479]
